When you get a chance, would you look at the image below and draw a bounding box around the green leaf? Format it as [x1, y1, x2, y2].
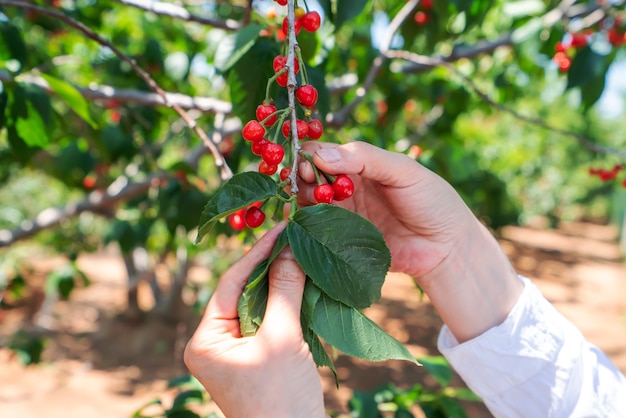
[438, 397, 469, 418]
[287, 204, 390, 309]
[301, 281, 336, 377]
[335, 0, 370, 28]
[227, 39, 279, 124]
[15, 99, 49, 147]
[442, 387, 481, 402]
[215, 24, 263, 72]
[45, 266, 76, 299]
[310, 292, 418, 364]
[0, 23, 27, 67]
[418, 355, 453, 387]
[40, 73, 97, 128]
[566, 47, 605, 90]
[170, 389, 205, 410]
[196, 172, 278, 243]
[238, 230, 289, 336]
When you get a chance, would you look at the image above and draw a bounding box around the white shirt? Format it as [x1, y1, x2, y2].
[438, 276, 626, 417]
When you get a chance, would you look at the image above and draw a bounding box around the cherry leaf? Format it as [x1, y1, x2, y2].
[310, 291, 418, 364]
[196, 172, 277, 243]
[287, 204, 390, 309]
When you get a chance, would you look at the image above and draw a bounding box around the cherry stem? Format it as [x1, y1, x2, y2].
[272, 110, 290, 144]
[265, 68, 287, 101]
[300, 151, 323, 185]
[295, 46, 309, 86]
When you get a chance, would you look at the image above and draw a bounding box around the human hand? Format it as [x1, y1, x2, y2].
[297, 141, 522, 343]
[184, 223, 326, 418]
[297, 141, 475, 281]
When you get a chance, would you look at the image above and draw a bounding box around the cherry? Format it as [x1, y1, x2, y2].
[228, 209, 246, 231]
[281, 119, 309, 139]
[259, 160, 278, 175]
[314, 184, 334, 204]
[295, 7, 306, 19]
[301, 11, 321, 32]
[252, 138, 268, 156]
[280, 167, 292, 182]
[242, 120, 265, 142]
[256, 103, 277, 126]
[282, 16, 302, 36]
[554, 41, 567, 53]
[262, 142, 285, 165]
[83, 175, 96, 189]
[608, 28, 624, 47]
[296, 85, 319, 108]
[570, 33, 587, 48]
[245, 206, 266, 228]
[332, 174, 354, 201]
[276, 72, 289, 87]
[274, 0, 287, 5]
[414, 11, 429, 25]
[273, 55, 299, 74]
[307, 119, 323, 140]
[421, 0, 433, 9]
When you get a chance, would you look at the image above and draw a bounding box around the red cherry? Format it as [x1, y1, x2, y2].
[296, 119, 309, 139]
[256, 103, 277, 126]
[242, 120, 265, 142]
[282, 120, 291, 138]
[554, 41, 567, 53]
[414, 11, 428, 25]
[332, 174, 354, 201]
[228, 209, 246, 231]
[608, 28, 624, 47]
[421, 0, 433, 9]
[296, 85, 319, 108]
[301, 11, 321, 32]
[83, 175, 96, 189]
[274, 0, 287, 5]
[252, 138, 268, 156]
[273, 55, 299, 74]
[570, 33, 587, 48]
[282, 16, 302, 36]
[276, 72, 289, 87]
[245, 206, 266, 228]
[307, 119, 323, 140]
[314, 184, 334, 204]
[261, 142, 285, 165]
[280, 167, 292, 182]
[259, 161, 278, 175]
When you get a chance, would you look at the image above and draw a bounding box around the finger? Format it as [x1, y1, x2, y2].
[203, 222, 287, 322]
[312, 141, 419, 188]
[259, 248, 306, 341]
[298, 142, 338, 183]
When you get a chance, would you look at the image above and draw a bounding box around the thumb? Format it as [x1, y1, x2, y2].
[259, 248, 306, 340]
[311, 141, 420, 188]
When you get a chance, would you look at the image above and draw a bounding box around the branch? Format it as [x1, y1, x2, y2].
[385, 49, 626, 159]
[117, 0, 240, 31]
[0, 0, 233, 181]
[326, 0, 420, 128]
[0, 70, 233, 114]
[286, 0, 301, 194]
[0, 173, 164, 248]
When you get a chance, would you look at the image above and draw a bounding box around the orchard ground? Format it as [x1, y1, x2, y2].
[1, 219, 625, 418]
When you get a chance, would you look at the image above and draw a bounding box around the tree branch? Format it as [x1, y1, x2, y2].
[326, 0, 420, 128]
[385, 49, 626, 159]
[0, 0, 233, 181]
[0, 173, 165, 248]
[0, 70, 233, 114]
[117, 0, 240, 30]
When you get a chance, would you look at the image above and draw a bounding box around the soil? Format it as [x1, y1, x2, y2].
[1, 220, 625, 418]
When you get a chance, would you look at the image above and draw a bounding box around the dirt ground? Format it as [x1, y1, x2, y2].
[1, 220, 625, 417]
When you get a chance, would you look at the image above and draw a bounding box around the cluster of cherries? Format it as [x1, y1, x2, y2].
[553, 16, 625, 72]
[589, 164, 626, 187]
[413, 0, 433, 26]
[229, 2, 355, 231]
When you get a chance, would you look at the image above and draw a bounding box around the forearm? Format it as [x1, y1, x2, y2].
[419, 219, 523, 343]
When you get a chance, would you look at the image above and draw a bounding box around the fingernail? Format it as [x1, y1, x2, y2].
[315, 148, 341, 163]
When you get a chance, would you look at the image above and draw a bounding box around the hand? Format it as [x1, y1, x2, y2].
[297, 141, 475, 281]
[184, 223, 326, 418]
[297, 141, 523, 342]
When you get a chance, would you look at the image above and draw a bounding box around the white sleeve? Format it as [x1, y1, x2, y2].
[437, 276, 626, 418]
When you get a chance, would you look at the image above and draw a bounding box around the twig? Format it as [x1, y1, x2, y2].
[0, 173, 166, 248]
[0, 70, 233, 114]
[0, 0, 233, 181]
[385, 49, 626, 159]
[117, 0, 240, 31]
[326, 0, 420, 128]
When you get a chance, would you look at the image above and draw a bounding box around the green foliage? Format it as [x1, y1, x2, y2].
[6, 330, 46, 366]
[347, 355, 481, 418]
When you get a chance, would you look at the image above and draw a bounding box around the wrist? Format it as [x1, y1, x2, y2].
[419, 219, 523, 343]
